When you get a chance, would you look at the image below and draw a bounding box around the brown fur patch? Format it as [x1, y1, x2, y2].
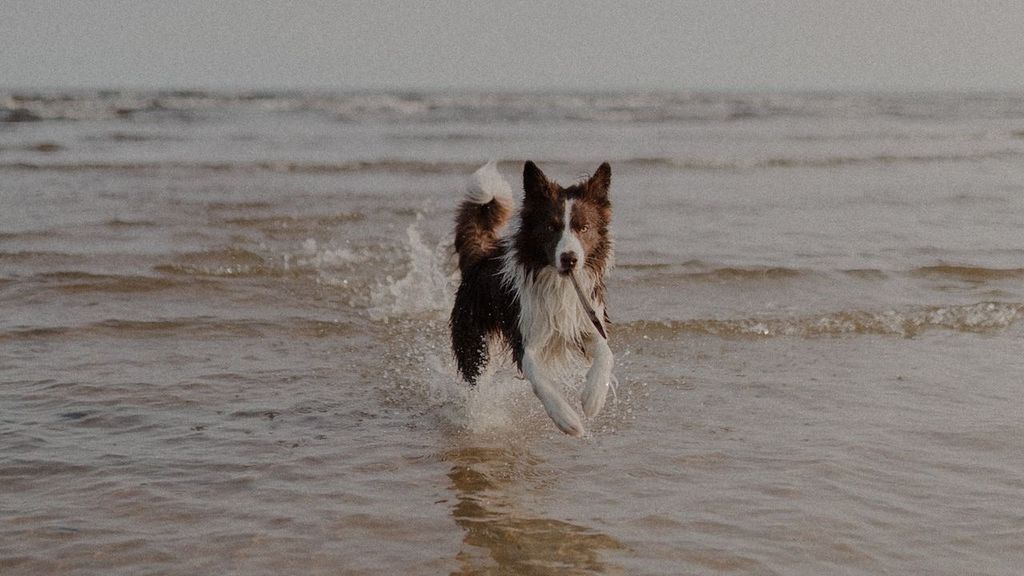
[454, 195, 511, 272]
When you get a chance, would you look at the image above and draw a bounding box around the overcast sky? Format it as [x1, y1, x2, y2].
[3, 1, 1023, 91]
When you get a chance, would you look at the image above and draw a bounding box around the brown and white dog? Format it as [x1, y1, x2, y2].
[450, 161, 615, 436]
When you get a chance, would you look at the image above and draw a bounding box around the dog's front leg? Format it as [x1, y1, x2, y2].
[523, 349, 584, 436]
[581, 336, 613, 418]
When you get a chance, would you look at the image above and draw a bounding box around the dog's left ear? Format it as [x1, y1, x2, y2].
[523, 160, 555, 203]
[585, 162, 611, 201]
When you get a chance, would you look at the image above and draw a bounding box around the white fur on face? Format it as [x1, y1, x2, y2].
[555, 198, 583, 274]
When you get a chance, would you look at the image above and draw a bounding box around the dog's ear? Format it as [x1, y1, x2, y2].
[523, 161, 554, 202]
[585, 162, 611, 201]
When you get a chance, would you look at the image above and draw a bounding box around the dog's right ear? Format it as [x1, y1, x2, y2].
[523, 161, 553, 202]
[586, 162, 611, 202]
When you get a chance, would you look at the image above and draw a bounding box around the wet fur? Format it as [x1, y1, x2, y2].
[450, 161, 614, 436]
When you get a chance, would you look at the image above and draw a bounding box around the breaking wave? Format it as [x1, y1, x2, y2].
[620, 301, 1024, 339]
[8, 89, 1024, 123]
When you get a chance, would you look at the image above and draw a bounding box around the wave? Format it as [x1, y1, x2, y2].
[90, 131, 186, 143]
[617, 264, 821, 287]
[154, 248, 277, 278]
[5, 149, 1020, 176]
[0, 317, 354, 342]
[618, 302, 1023, 339]
[34, 271, 200, 294]
[103, 218, 159, 228]
[0, 160, 481, 175]
[217, 212, 365, 232]
[7, 90, 1024, 123]
[620, 150, 1022, 171]
[620, 263, 1024, 285]
[385, 132, 499, 143]
[911, 265, 1024, 282]
[1, 270, 223, 297]
[1, 108, 44, 122]
[841, 268, 890, 280]
[152, 242, 377, 280]
[619, 264, 854, 283]
[0, 142, 64, 153]
[0, 230, 59, 242]
[206, 201, 276, 211]
[673, 266, 808, 282]
[0, 250, 83, 264]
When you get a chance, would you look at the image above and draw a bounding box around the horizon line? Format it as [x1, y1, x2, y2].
[4, 83, 1024, 96]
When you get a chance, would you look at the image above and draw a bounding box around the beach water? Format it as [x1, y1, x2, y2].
[2, 90, 1024, 575]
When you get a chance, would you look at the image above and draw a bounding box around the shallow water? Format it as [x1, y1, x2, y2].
[2, 90, 1024, 575]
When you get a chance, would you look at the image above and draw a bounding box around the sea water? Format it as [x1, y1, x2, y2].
[2, 90, 1024, 574]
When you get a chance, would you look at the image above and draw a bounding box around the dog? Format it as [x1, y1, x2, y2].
[450, 160, 615, 436]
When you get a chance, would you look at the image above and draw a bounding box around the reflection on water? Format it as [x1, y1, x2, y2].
[445, 445, 624, 576]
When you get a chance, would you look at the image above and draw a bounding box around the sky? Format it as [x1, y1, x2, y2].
[2, 0, 1024, 92]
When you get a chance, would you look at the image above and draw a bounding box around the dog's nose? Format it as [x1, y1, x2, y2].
[559, 251, 578, 272]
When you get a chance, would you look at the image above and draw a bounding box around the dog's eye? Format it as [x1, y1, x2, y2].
[578, 225, 589, 233]
[548, 223, 560, 232]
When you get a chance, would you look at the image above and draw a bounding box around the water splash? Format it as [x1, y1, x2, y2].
[369, 215, 454, 321]
[369, 216, 616, 436]
[295, 238, 363, 268]
[367, 216, 531, 433]
[377, 314, 538, 435]
[438, 371, 532, 435]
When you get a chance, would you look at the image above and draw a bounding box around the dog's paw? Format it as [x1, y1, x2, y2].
[527, 365, 585, 436]
[549, 405, 585, 437]
[538, 394, 584, 436]
[581, 378, 609, 418]
[582, 361, 613, 418]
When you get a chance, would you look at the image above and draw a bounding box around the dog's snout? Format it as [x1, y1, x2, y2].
[559, 251, 578, 272]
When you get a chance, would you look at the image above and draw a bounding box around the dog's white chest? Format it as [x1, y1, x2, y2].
[516, 268, 599, 363]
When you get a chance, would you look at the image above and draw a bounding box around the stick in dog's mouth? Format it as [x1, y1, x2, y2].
[569, 272, 607, 340]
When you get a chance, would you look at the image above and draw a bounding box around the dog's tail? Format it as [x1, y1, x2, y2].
[454, 161, 514, 272]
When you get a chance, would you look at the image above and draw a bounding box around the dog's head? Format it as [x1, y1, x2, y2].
[515, 161, 612, 277]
